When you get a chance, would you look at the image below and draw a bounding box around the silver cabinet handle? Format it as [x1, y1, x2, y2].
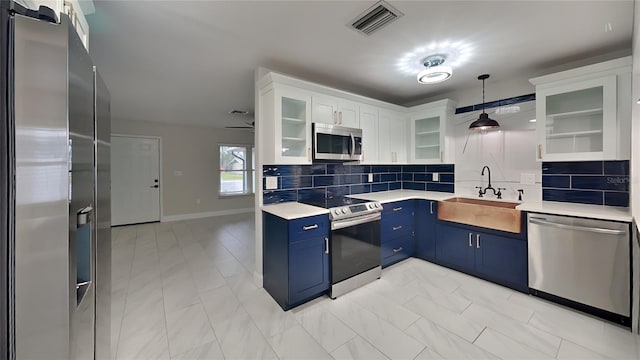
[393, 225, 403, 231]
[393, 247, 403, 253]
[339, 111, 343, 124]
[333, 111, 338, 124]
[468, 233, 472, 247]
[307, 147, 311, 162]
[324, 237, 329, 254]
[537, 144, 542, 160]
[529, 217, 626, 235]
[429, 201, 434, 214]
[303, 224, 318, 231]
[393, 207, 402, 212]
[476, 234, 480, 248]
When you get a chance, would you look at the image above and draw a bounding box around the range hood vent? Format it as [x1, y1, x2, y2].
[350, 0, 403, 36]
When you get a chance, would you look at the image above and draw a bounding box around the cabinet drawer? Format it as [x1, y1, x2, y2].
[381, 234, 415, 267]
[381, 215, 413, 241]
[382, 200, 414, 217]
[289, 215, 329, 240]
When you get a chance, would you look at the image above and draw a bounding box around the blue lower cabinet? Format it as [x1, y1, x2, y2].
[289, 236, 330, 304]
[435, 221, 528, 292]
[263, 212, 330, 310]
[415, 200, 437, 261]
[434, 223, 476, 274]
[474, 232, 528, 292]
[380, 200, 416, 267]
[381, 233, 415, 267]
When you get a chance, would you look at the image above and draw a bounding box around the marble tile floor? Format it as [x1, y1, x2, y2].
[111, 214, 640, 360]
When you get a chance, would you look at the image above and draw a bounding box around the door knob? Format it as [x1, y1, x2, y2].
[150, 185, 159, 188]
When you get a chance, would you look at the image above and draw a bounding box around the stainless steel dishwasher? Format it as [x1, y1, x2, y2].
[528, 213, 631, 326]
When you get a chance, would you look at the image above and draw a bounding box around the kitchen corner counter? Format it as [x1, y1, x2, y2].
[262, 202, 329, 220]
[348, 189, 455, 203]
[517, 200, 632, 222]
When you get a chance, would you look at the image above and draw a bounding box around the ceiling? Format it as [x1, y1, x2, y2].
[87, 1, 634, 128]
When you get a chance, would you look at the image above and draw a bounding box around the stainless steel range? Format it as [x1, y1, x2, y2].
[300, 197, 382, 298]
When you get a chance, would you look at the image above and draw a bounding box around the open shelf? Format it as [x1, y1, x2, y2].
[415, 130, 440, 136]
[547, 107, 603, 119]
[282, 137, 305, 142]
[547, 129, 603, 139]
[282, 116, 306, 123]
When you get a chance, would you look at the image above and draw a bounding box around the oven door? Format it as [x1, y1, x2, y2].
[330, 213, 381, 284]
[313, 123, 363, 161]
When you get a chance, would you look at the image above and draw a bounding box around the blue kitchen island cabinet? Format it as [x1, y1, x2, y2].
[381, 200, 415, 267]
[435, 221, 528, 293]
[415, 200, 437, 261]
[263, 212, 330, 310]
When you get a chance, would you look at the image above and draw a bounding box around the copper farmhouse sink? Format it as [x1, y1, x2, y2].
[438, 197, 522, 233]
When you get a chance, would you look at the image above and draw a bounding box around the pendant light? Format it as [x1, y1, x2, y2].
[469, 74, 500, 130]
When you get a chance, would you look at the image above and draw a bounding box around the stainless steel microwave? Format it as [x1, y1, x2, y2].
[312, 123, 363, 161]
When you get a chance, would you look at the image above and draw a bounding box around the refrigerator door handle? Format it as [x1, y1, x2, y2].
[77, 205, 93, 226]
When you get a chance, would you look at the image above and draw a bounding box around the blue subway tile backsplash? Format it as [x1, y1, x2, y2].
[262, 162, 455, 204]
[541, 161, 629, 207]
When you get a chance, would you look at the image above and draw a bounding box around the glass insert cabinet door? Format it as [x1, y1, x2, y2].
[275, 87, 312, 164]
[536, 75, 617, 161]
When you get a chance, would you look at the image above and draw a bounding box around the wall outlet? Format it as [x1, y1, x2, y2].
[520, 173, 536, 185]
[265, 176, 278, 190]
[432, 172, 439, 182]
[368, 173, 373, 183]
[173, 170, 183, 177]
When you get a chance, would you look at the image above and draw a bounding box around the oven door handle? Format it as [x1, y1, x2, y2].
[331, 212, 381, 230]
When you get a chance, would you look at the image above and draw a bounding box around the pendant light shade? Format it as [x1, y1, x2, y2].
[469, 74, 500, 131]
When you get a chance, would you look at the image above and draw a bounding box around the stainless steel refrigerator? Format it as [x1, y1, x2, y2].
[1, 2, 111, 359]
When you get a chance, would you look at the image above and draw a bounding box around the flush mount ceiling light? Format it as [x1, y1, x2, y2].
[469, 74, 500, 131]
[417, 55, 452, 84]
[397, 41, 473, 76]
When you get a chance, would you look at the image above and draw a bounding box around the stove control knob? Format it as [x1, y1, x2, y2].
[367, 203, 373, 209]
[341, 207, 348, 214]
[333, 209, 340, 216]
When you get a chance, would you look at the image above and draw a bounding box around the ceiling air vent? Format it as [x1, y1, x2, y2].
[350, 0, 404, 36]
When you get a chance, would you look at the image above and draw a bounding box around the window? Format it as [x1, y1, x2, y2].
[219, 145, 254, 196]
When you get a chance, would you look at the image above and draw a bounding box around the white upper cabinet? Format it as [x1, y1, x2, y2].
[359, 105, 379, 164]
[312, 94, 360, 128]
[407, 99, 456, 164]
[530, 57, 631, 161]
[379, 109, 407, 164]
[260, 83, 312, 165]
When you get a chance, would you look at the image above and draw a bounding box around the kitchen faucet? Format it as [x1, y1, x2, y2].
[475, 166, 506, 199]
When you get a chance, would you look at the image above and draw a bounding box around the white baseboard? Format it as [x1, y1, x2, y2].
[161, 207, 254, 222]
[253, 271, 264, 288]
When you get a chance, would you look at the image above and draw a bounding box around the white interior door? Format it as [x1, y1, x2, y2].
[111, 136, 160, 226]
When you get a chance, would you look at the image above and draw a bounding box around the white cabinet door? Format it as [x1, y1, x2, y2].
[312, 95, 360, 128]
[259, 84, 312, 165]
[409, 112, 443, 163]
[312, 94, 338, 125]
[379, 110, 407, 163]
[337, 99, 360, 128]
[359, 105, 378, 164]
[535, 75, 617, 161]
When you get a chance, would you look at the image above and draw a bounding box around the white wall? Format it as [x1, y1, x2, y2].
[452, 101, 541, 202]
[112, 118, 254, 220]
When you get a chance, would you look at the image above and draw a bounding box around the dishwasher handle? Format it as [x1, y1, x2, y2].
[529, 217, 626, 235]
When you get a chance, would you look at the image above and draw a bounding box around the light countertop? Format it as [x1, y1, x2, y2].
[262, 202, 329, 220]
[348, 189, 455, 203]
[517, 200, 632, 222]
[262, 190, 632, 223]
